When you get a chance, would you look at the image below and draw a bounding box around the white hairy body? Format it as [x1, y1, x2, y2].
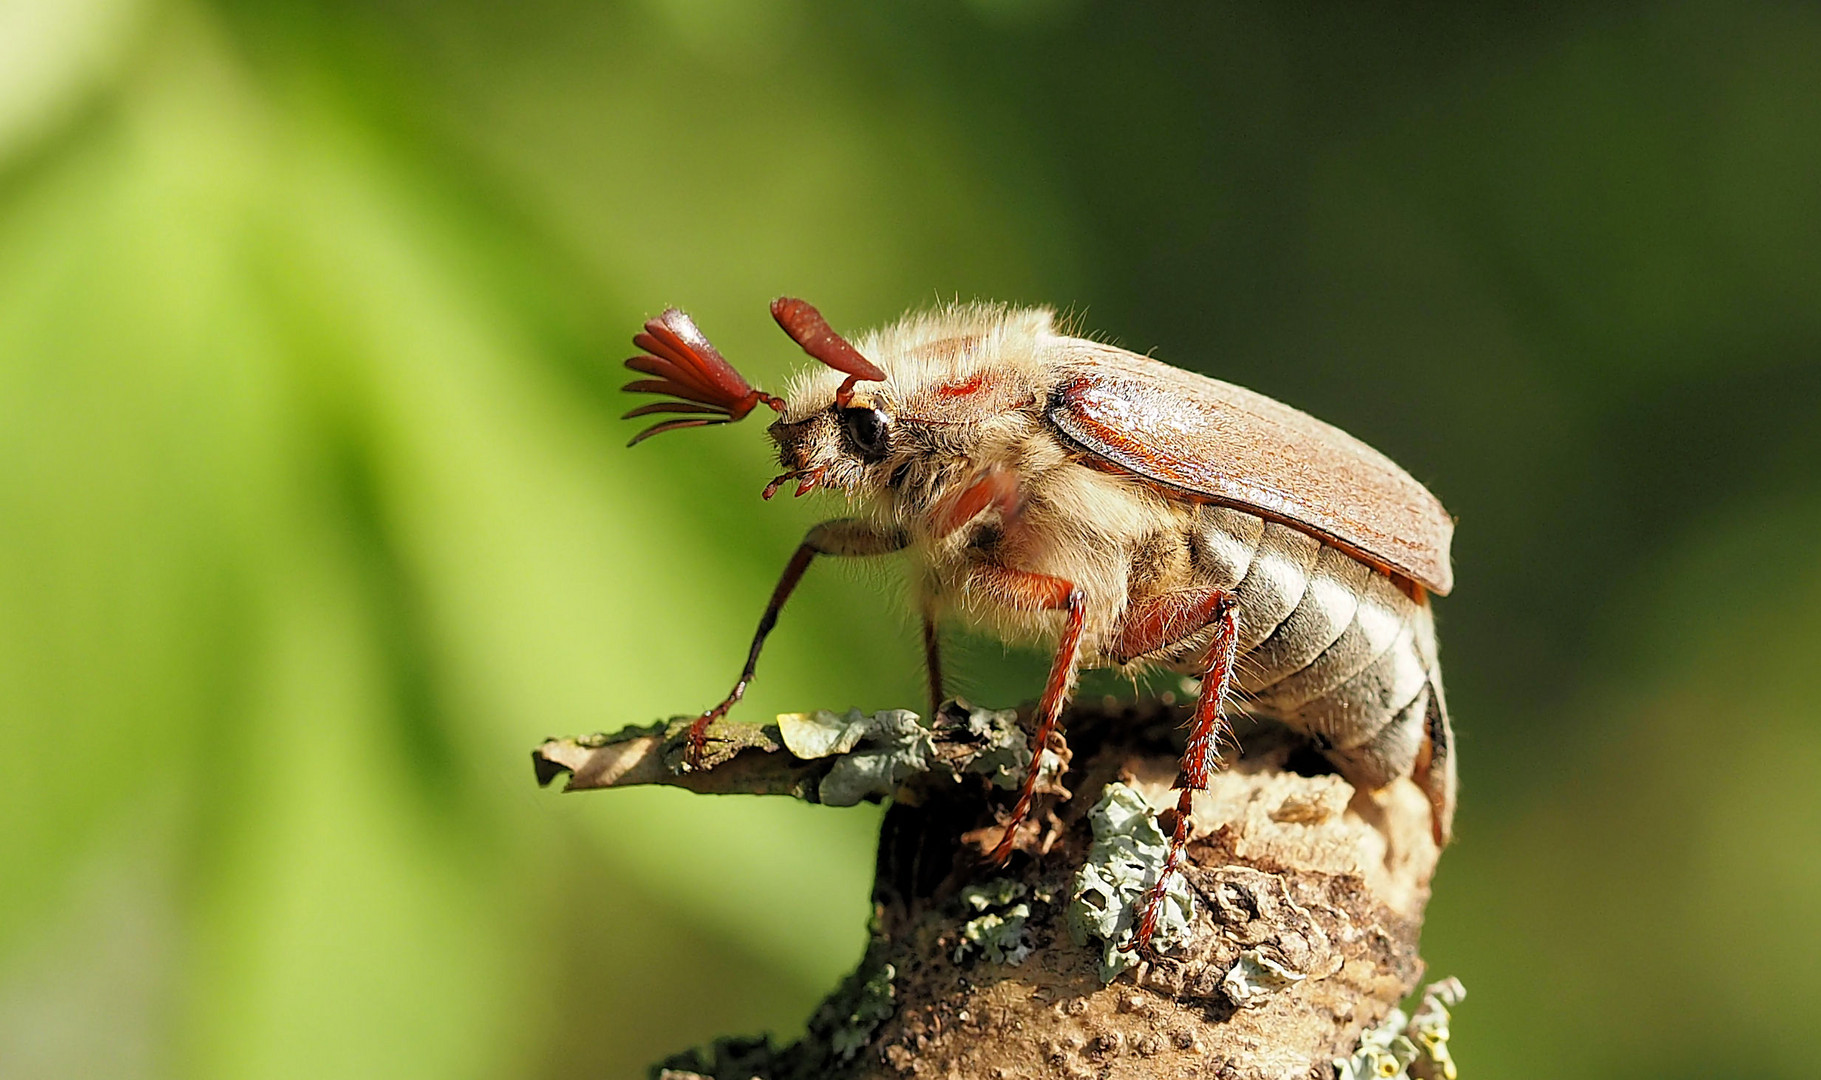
[774, 305, 1451, 817]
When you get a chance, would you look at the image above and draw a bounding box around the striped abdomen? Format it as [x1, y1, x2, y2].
[1142, 505, 1453, 826]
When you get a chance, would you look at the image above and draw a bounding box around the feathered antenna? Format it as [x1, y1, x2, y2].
[621, 309, 785, 445]
[770, 297, 887, 407]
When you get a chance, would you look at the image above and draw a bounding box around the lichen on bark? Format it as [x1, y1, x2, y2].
[534, 698, 1452, 1080]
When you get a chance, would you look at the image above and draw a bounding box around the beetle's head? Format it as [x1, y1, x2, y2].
[765, 379, 902, 499]
[761, 297, 907, 500]
[621, 298, 895, 500]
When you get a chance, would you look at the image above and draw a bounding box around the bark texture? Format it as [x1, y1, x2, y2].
[534, 699, 1445, 1080]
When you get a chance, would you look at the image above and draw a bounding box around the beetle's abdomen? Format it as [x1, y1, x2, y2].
[1167, 506, 1448, 795]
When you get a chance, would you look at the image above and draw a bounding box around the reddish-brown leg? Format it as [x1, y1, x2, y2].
[686, 519, 906, 765]
[921, 605, 945, 719]
[981, 567, 1087, 864]
[1104, 589, 1241, 956]
[1107, 589, 1235, 668]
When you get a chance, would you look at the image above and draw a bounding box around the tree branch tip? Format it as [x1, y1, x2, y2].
[529, 703, 1049, 804]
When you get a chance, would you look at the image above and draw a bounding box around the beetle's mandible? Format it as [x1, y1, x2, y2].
[622, 298, 1458, 955]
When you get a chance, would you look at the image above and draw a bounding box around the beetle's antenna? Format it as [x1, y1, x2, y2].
[621, 308, 785, 446]
[770, 297, 886, 408]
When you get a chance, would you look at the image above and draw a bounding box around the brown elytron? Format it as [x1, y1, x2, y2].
[623, 298, 1458, 955]
[1047, 345, 1454, 595]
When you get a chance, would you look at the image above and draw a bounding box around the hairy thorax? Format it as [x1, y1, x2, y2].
[904, 441, 1196, 654]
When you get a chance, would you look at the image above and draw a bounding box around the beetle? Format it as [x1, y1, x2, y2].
[623, 297, 1456, 953]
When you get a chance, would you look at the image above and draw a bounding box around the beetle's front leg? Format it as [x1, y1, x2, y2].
[685, 518, 907, 767]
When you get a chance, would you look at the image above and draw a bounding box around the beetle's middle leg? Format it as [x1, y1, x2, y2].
[920, 602, 945, 719]
[685, 518, 907, 766]
[1108, 588, 1241, 955]
[973, 565, 1087, 865]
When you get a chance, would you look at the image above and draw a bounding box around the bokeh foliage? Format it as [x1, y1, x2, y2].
[2, 2, 1816, 1077]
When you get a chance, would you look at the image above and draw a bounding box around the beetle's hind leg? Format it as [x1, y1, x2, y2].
[1106, 588, 1242, 956]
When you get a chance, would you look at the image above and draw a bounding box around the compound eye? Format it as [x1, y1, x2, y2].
[841, 406, 892, 462]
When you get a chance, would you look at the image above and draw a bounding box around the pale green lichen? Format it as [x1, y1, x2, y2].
[651, 959, 899, 1078]
[961, 878, 1027, 911]
[955, 706, 1044, 790]
[775, 705, 1059, 806]
[777, 708, 876, 758]
[779, 709, 934, 806]
[1066, 782, 1194, 981]
[1405, 977, 1465, 1080]
[954, 879, 1032, 965]
[954, 906, 1032, 965]
[1334, 977, 1466, 1080]
[1335, 1010, 1417, 1080]
[828, 962, 896, 1061]
[1222, 948, 1307, 1008]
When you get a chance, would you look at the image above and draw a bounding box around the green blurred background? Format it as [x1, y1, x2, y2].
[3, 1, 1817, 1077]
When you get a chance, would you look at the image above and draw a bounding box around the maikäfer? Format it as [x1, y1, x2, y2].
[622, 298, 1456, 953]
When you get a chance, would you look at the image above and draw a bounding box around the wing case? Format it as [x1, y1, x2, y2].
[1045, 341, 1454, 595]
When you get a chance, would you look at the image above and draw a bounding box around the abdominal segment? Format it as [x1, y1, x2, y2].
[1142, 505, 1447, 794]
